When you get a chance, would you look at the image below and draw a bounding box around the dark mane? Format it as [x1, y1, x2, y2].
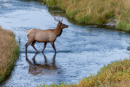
[58, 29, 63, 37]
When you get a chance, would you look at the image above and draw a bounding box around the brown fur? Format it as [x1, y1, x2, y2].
[27, 29, 33, 35]
[25, 21, 68, 54]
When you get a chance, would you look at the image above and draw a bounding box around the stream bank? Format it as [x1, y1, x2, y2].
[40, 0, 130, 32]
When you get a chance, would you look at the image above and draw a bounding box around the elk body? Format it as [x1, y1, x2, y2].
[25, 18, 68, 54]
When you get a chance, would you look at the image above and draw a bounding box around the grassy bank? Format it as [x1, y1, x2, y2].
[0, 27, 20, 84]
[38, 58, 130, 87]
[40, 0, 130, 32]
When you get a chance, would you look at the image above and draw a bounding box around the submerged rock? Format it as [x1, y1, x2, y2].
[127, 46, 130, 51]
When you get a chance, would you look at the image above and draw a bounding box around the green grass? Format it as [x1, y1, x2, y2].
[0, 27, 20, 84]
[116, 21, 130, 32]
[37, 58, 130, 87]
[40, 0, 130, 32]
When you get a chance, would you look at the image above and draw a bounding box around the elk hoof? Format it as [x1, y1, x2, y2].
[36, 51, 39, 53]
[41, 50, 44, 53]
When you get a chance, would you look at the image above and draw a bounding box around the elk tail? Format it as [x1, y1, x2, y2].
[27, 29, 33, 36]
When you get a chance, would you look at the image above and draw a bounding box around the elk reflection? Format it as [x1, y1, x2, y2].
[26, 53, 57, 75]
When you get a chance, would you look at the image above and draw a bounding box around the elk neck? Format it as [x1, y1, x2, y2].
[53, 24, 63, 37]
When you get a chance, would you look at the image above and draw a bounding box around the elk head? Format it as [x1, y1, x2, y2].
[54, 15, 69, 29]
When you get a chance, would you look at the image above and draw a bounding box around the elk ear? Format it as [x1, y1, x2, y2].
[59, 23, 62, 26]
[58, 22, 61, 26]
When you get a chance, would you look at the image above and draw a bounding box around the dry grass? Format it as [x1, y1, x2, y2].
[42, 0, 130, 31]
[0, 27, 20, 84]
[76, 58, 130, 87]
[38, 58, 130, 87]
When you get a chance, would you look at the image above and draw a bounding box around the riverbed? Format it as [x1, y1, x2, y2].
[0, 0, 130, 87]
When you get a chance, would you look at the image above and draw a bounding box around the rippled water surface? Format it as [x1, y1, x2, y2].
[0, 0, 130, 87]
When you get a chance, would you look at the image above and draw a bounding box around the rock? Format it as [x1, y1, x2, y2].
[127, 46, 130, 51]
[105, 22, 116, 26]
[104, 19, 117, 27]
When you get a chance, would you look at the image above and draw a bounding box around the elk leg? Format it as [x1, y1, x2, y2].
[42, 42, 47, 53]
[32, 53, 38, 64]
[43, 54, 47, 64]
[31, 41, 38, 53]
[25, 41, 32, 54]
[51, 42, 57, 54]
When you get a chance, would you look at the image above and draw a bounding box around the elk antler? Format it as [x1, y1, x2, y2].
[60, 18, 63, 22]
[53, 13, 60, 22]
[58, 14, 63, 22]
[53, 13, 63, 22]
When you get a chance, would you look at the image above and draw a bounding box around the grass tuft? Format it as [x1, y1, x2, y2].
[0, 27, 20, 84]
[116, 21, 130, 31]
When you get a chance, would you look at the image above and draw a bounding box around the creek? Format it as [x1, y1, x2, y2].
[0, 0, 130, 87]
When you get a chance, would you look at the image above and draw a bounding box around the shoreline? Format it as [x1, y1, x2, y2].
[0, 27, 20, 85]
[40, 0, 130, 32]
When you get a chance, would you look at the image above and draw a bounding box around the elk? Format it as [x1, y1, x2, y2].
[25, 17, 68, 54]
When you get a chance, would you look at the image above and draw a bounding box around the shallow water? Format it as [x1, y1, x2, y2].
[0, 0, 130, 87]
